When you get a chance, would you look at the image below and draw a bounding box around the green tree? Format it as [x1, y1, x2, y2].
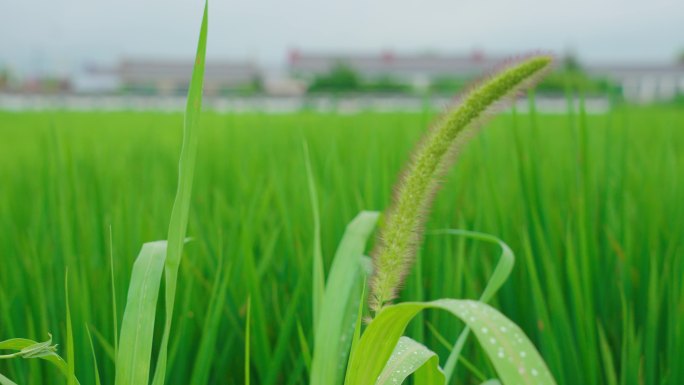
[308, 62, 361, 92]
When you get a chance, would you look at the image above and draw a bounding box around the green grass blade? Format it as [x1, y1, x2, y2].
[296, 321, 312, 374]
[65, 272, 76, 385]
[189, 262, 231, 384]
[428, 229, 514, 381]
[109, 226, 119, 360]
[88, 327, 115, 364]
[425, 321, 487, 382]
[597, 323, 618, 385]
[85, 326, 102, 385]
[114, 241, 167, 385]
[304, 141, 325, 334]
[375, 336, 444, 385]
[310, 211, 379, 385]
[0, 372, 18, 385]
[152, 2, 208, 384]
[345, 300, 556, 385]
[245, 297, 251, 385]
[344, 279, 367, 383]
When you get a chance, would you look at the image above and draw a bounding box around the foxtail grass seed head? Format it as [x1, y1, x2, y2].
[369, 55, 553, 314]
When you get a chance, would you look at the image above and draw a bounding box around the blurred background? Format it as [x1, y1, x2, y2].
[1, 0, 683, 110]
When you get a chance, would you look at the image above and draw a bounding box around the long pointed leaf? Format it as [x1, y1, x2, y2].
[304, 141, 325, 334]
[152, 2, 208, 384]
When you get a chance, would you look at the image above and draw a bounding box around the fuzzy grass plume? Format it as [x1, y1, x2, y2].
[369, 55, 553, 313]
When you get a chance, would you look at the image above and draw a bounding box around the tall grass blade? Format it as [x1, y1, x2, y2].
[245, 297, 251, 385]
[109, 226, 119, 359]
[65, 271, 76, 385]
[304, 142, 325, 334]
[86, 326, 102, 385]
[152, 1, 208, 384]
[597, 323, 618, 385]
[189, 262, 231, 384]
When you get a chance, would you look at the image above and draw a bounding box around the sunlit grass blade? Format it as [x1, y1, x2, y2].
[152, 2, 208, 384]
[310, 211, 379, 385]
[375, 336, 444, 385]
[114, 241, 167, 385]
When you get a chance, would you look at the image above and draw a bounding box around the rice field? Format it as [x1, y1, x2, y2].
[0, 101, 683, 384]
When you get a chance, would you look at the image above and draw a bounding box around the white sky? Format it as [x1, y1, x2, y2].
[1, 0, 683, 76]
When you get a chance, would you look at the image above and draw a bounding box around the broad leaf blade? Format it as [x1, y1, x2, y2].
[0, 373, 17, 385]
[310, 211, 379, 385]
[114, 241, 167, 385]
[345, 299, 556, 385]
[376, 337, 444, 385]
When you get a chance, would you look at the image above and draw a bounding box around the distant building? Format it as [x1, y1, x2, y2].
[21, 77, 72, 94]
[289, 50, 684, 102]
[288, 49, 503, 91]
[80, 59, 260, 95]
[586, 63, 684, 103]
[120, 59, 260, 95]
[262, 75, 307, 96]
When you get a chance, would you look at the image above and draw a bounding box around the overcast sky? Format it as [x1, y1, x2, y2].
[2, 0, 683, 76]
